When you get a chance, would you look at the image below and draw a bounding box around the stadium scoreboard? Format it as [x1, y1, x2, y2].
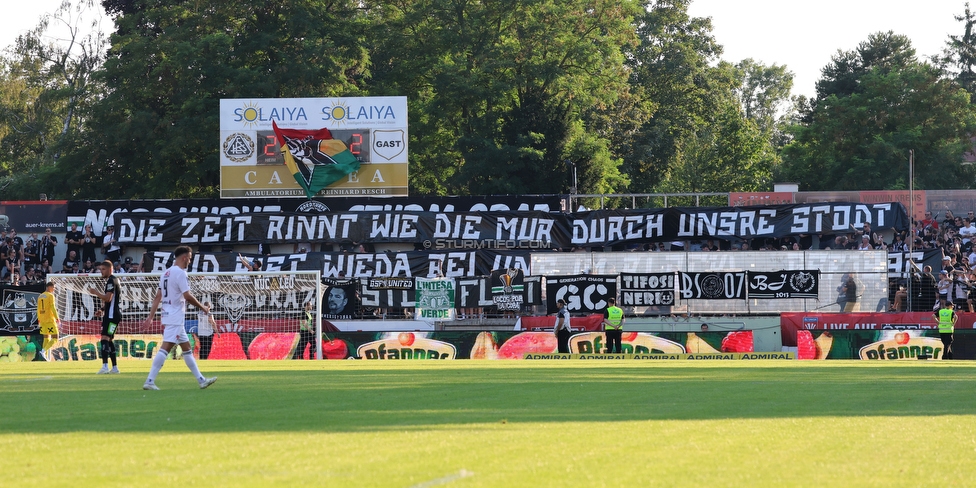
[255, 129, 373, 165]
[219, 97, 408, 198]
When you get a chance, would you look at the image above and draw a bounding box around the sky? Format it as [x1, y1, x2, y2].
[1, 0, 970, 100]
[687, 0, 968, 98]
[2, 1, 106, 55]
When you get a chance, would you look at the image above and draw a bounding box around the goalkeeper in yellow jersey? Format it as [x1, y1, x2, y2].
[36, 281, 61, 361]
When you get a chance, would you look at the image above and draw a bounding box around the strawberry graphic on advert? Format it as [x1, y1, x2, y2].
[721, 330, 754, 353]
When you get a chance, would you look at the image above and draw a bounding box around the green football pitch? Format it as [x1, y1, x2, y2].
[3, 360, 975, 487]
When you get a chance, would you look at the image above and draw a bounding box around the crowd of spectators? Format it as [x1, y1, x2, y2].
[0, 225, 143, 286]
[888, 209, 976, 312]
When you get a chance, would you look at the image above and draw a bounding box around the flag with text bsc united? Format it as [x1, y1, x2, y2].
[272, 121, 360, 198]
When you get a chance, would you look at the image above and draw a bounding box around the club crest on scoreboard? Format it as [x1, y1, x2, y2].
[222, 132, 256, 163]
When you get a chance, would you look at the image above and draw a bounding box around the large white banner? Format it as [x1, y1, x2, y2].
[219, 97, 409, 198]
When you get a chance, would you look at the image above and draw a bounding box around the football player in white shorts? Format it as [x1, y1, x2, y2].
[142, 246, 217, 390]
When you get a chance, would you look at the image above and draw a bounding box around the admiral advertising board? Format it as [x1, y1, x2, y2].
[219, 97, 408, 198]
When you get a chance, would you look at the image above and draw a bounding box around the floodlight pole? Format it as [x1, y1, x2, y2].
[566, 159, 578, 211]
[908, 149, 914, 312]
[573, 163, 578, 196]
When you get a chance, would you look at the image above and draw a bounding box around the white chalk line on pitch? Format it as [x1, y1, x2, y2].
[1, 375, 54, 382]
[408, 469, 474, 488]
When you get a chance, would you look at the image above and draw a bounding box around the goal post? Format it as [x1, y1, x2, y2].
[48, 270, 324, 360]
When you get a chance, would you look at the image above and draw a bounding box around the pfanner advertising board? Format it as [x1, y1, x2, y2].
[219, 97, 408, 198]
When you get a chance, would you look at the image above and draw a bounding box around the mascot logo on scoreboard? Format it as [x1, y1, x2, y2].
[222, 133, 255, 163]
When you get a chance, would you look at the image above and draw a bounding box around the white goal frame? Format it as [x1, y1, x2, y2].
[48, 270, 324, 360]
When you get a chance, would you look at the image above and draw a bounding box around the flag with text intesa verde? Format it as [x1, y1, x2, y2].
[272, 120, 360, 198]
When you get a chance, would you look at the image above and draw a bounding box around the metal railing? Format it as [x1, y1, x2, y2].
[568, 193, 730, 210]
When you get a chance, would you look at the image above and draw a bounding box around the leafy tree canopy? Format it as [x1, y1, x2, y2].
[781, 32, 976, 190]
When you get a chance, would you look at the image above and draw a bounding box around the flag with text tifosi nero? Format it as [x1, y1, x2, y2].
[272, 121, 360, 198]
[619, 273, 675, 307]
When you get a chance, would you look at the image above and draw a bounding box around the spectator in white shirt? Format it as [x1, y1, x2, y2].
[857, 235, 872, 250]
[938, 270, 952, 304]
[959, 218, 975, 245]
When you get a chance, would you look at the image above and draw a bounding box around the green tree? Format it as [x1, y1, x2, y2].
[939, 2, 976, 98]
[624, 1, 780, 197]
[732, 58, 793, 138]
[368, 0, 639, 196]
[781, 32, 976, 190]
[623, 0, 725, 193]
[51, 0, 369, 198]
[653, 71, 773, 196]
[0, 0, 105, 198]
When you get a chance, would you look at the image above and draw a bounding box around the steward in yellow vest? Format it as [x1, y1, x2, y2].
[603, 298, 624, 354]
[934, 300, 956, 360]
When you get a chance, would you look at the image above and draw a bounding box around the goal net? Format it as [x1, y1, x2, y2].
[47, 271, 324, 359]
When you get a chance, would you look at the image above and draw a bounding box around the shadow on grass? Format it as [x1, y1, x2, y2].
[4, 365, 975, 434]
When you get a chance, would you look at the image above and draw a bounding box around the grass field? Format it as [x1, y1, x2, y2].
[3, 360, 976, 487]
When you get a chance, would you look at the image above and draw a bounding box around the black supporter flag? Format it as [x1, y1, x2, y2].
[746, 271, 820, 299]
[679, 272, 747, 300]
[545, 275, 617, 314]
[619, 272, 675, 307]
[490, 268, 524, 311]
